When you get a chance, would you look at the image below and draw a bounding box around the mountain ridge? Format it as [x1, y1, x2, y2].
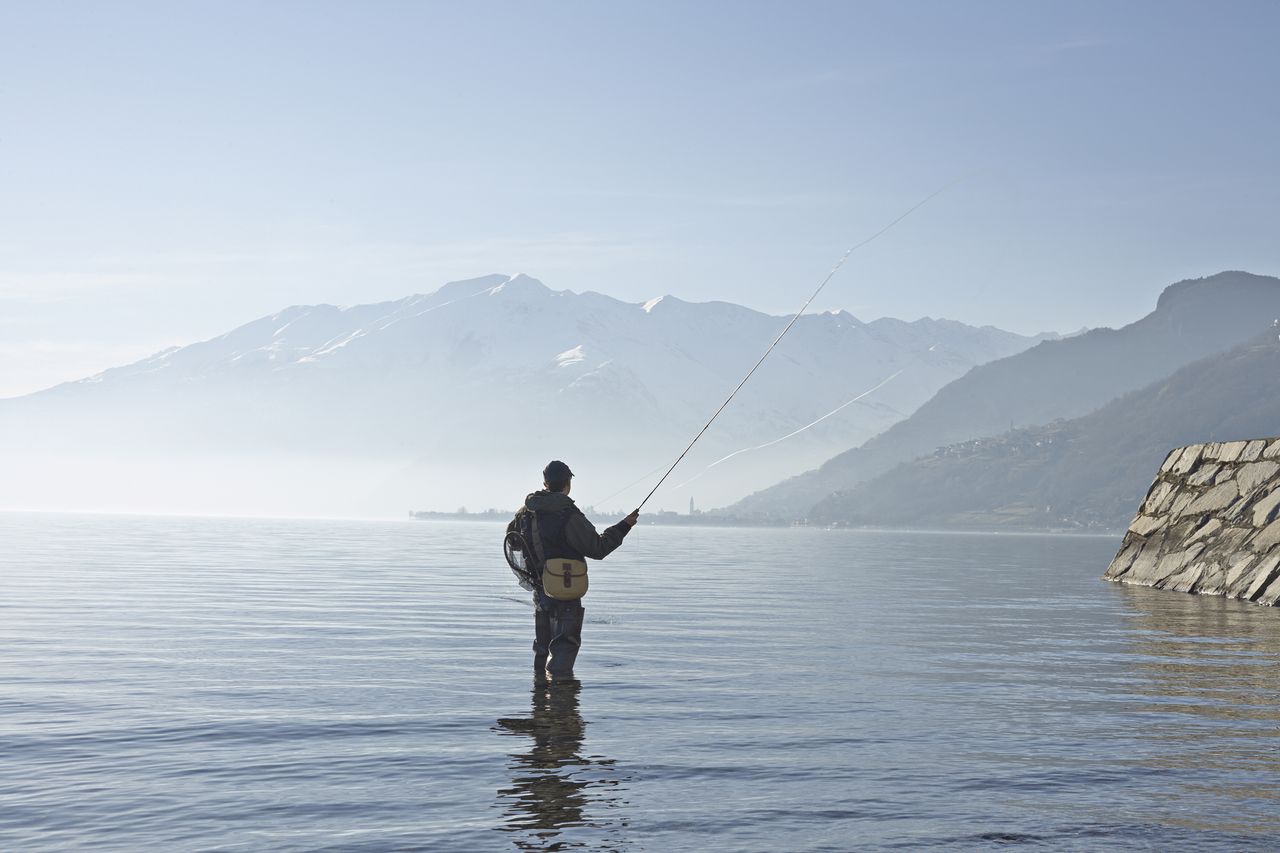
[725, 271, 1280, 520]
[26, 273, 1052, 399]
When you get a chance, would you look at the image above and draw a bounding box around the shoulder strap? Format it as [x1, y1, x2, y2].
[528, 511, 548, 571]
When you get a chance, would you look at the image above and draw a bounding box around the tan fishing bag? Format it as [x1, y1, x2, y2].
[542, 558, 588, 600]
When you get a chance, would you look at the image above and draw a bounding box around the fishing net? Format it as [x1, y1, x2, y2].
[504, 529, 538, 592]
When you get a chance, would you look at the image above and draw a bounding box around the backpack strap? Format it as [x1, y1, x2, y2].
[527, 511, 549, 574]
[560, 504, 585, 552]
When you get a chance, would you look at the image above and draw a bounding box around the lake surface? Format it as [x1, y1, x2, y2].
[2, 514, 1279, 851]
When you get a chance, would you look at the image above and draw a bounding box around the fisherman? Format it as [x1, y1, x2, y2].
[522, 460, 638, 679]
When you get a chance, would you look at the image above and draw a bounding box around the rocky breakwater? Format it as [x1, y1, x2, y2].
[1104, 438, 1280, 605]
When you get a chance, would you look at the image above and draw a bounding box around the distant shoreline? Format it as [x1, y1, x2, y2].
[406, 510, 1119, 536]
[408, 509, 784, 528]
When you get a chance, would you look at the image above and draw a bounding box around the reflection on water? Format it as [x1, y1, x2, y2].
[1115, 586, 1280, 835]
[1120, 584, 1280, 719]
[495, 679, 629, 851]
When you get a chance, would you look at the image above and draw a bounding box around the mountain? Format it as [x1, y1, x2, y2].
[0, 274, 1048, 516]
[727, 271, 1280, 520]
[808, 330, 1280, 530]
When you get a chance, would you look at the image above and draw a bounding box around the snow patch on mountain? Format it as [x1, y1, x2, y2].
[556, 345, 586, 367]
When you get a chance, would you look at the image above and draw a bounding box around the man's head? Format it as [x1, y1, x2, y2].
[543, 460, 573, 494]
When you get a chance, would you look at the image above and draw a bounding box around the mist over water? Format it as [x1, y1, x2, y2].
[2, 514, 1279, 851]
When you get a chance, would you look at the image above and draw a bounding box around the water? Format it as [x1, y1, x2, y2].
[2, 514, 1279, 851]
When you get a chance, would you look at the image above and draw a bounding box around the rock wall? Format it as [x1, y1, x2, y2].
[1104, 438, 1280, 605]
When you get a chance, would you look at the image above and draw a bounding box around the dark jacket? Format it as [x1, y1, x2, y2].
[523, 490, 631, 561]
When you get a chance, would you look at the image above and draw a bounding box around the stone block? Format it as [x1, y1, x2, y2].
[1251, 518, 1280, 551]
[1218, 526, 1255, 552]
[1237, 461, 1280, 495]
[1244, 556, 1280, 600]
[1187, 481, 1240, 514]
[1129, 515, 1167, 537]
[1169, 493, 1195, 518]
[1105, 540, 1143, 578]
[1265, 439, 1280, 460]
[1188, 518, 1223, 541]
[1124, 543, 1163, 584]
[1256, 574, 1280, 606]
[1217, 441, 1249, 463]
[1197, 562, 1229, 595]
[1242, 440, 1268, 462]
[1173, 445, 1204, 474]
[1222, 495, 1253, 523]
[1164, 561, 1208, 592]
[1251, 488, 1280, 527]
[1143, 481, 1176, 514]
[1153, 547, 1199, 583]
[1224, 554, 1256, 591]
[1168, 519, 1203, 542]
[1187, 464, 1221, 487]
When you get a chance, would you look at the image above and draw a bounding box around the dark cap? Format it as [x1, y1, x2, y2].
[543, 460, 573, 483]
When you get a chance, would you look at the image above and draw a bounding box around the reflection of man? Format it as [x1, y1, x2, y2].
[522, 460, 638, 678]
[496, 679, 593, 843]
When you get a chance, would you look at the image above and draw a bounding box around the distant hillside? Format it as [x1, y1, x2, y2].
[809, 330, 1280, 530]
[727, 271, 1280, 520]
[0, 274, 1045, 517]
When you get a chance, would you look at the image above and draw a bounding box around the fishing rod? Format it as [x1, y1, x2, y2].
[629, 181, 959, 513]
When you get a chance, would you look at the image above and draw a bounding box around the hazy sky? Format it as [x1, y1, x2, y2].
[3, 0, 1278, 398]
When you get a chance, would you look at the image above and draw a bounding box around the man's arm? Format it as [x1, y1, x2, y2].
[564, 509, 638, 560]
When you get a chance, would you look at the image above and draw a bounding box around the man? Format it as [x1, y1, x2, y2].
[522, 460, 638, 679]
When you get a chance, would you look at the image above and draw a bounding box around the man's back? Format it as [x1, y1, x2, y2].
[521, 460, 638, 679]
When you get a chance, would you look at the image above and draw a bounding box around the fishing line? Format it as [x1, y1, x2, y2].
[630, 180, 959, 512]
[602, 364, 908, 507]
[595, 462, 671, 510]
[669, 369, 904, 493]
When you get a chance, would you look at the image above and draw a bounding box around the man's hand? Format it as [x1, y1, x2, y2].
[622, 509, 640, 527]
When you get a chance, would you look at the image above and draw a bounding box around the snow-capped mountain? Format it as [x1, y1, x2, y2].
[0, 274, 1052, 516]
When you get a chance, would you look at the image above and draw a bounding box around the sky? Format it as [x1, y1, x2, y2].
[2, 0, 1278, 398]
